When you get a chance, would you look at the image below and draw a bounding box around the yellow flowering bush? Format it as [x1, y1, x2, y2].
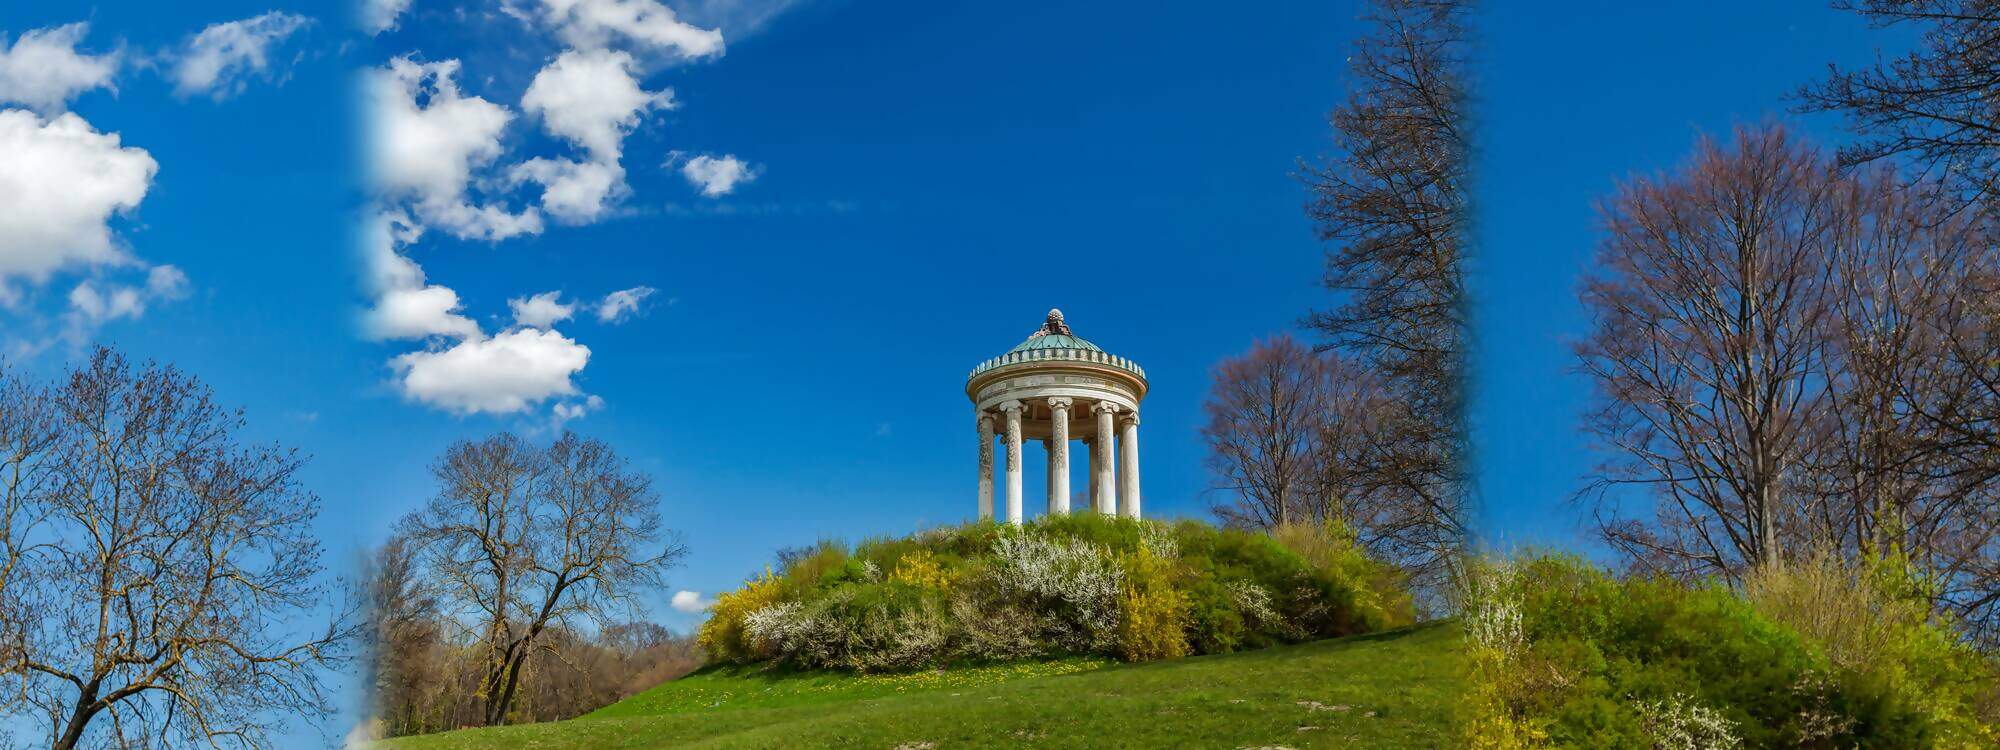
[697, 569, 783, 662]
[1114, 546, 1189, 661]
[889, 549, 953, 589]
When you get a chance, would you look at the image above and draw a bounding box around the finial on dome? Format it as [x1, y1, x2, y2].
[1036, 308, 1072, 336]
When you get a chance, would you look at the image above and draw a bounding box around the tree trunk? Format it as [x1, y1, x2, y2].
[491, 649, 532, 726]
[52, 693, 98, 750]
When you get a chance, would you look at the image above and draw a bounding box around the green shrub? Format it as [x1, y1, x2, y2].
[696, 514, 1414, 672]
[1462, 553, 2000, 748]
[773, 540, 855, 599]
[1745, 548, 1999, 747]
[1277, 521, 1409, 619]
[1181, 577, 1252, 653]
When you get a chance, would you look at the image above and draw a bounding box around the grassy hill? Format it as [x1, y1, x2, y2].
[372, 622, 1463, 750]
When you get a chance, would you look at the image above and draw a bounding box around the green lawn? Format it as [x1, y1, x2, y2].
[372, 622, 1464, 749]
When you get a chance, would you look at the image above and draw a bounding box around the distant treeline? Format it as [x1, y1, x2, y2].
[365, 533, 703, 736]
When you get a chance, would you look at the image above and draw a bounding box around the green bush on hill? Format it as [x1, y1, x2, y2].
[1461, 552, 2000, 749]
[697, 514, 1414, 672]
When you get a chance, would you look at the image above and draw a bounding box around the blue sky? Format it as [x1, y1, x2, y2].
[0, 0, 1909, 741]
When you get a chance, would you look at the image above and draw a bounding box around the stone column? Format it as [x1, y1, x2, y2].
[1047, 397, 1072, 514]
[1118, 411, 1141, 519]
[1001, 400, 1024, 525]
[976, 412, 994, 521]
[1092, 401, 1118, 515]
[1042, 438, 1055, 516]
[1085, 437, 1099, 509]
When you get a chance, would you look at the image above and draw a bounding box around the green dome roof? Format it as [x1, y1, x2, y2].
[968, 309, 1146, 382]
[1007, 332, 1104, 355]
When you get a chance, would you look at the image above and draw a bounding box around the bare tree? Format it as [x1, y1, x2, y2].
[1205, 335, 1346, 528]
[398, 432, 682, 727]
[1577, 125, 1849, 579]
[1580, 122, 2000, 642]
[1798, 0, 2000, 208]
[1919, 276, 2000, 642]
[0, 349, 355, 750]
[1303, 0, 1472, 589]
[1803, 171, 1987, 543]
[1839, 181, 2000, 639]
[1798, 0, 2000, 641]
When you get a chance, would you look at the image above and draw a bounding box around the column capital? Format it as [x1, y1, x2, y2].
[998, 399, 1025, 414]
[977, 411, 995, 429]
[1046, 396, 1074, 411]
[1118, 410, 1139, 427]
[1091, 400, 1120, 415]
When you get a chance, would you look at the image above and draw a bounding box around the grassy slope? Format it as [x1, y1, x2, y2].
[375, 622, 1462, 750]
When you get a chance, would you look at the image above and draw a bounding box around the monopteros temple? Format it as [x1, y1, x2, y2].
[967, 309, 1146, 524]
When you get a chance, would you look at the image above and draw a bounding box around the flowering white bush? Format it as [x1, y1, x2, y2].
[949, 593, 1047, 661]
[1227, 580, 1297, 637]
[743, 601, 814, 658]
[1461, 560, 1524, 658]
[988, 530, 1124, 643]
[867, 601, 951, 671]
[1790, 670, 1858, 742]
[1139, 521, 1179, 560]
[743, 592, 952, 672]
[1635, 693, 1741, 750]
[911, 526, 959, 545]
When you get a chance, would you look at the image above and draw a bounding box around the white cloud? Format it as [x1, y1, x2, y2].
[364, 58, 502, 201]
[64, 264, 189, 332]
[669, 590, 712, 613]
[509, 290, 576, 328]
[362, 0, 415, 35]
[522, 48, 670, 160]
[0, 23, 119, 114]
[68, 281, 144, 322]
[511, 49, 667, 223]
[511, 157, 625, 224]
[358, 208, 573, 415]
[359, 209, 424, 292]
[170, 12, 312, 100]
[678, 153, 757, 197]
[357, 210, 480, 341]
[422, 199, 543, 241]
[356, 3, 743, 419]
[0, 109, 156, 285]
[392, 328, 591, 415]
[145, 264, 189, 298]
[536, 0, 725, 59]
[366, 57, 541, 241]
[596, 285, 655, 323]
[551, 393, 604, 427]
[367, 284, 479, 341]
[672, 0, 806, 39]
